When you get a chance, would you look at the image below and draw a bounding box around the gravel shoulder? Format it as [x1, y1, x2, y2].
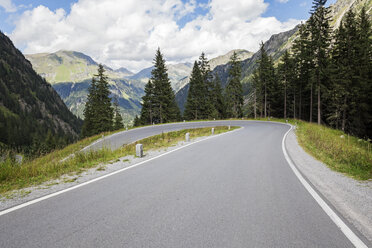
[286, 129, 372, 243]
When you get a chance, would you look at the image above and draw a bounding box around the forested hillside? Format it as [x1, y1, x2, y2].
[0, 31, 82, 154]
[250, 2, 371, 138]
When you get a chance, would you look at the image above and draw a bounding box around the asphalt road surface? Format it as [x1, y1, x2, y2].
[0, 121, 366, 247]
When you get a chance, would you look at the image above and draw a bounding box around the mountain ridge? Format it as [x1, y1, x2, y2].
[0, 32, 81, 150]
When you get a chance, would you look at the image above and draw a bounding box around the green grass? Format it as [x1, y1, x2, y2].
[295, 121, 372, 180]
[0, 126, 236, 195]
[247, 117, 372, 180]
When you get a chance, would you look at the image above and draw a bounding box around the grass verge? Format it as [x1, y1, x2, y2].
[0, 126, 237, 195]
[248, 117, 371, 180]
[295, 121, 371, 180]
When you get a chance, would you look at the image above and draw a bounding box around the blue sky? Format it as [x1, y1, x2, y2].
[0, 0, 316, 33]
[0, 0, 333, 71]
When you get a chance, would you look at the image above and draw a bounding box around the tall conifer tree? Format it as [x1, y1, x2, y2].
[140, 80, 155, 125]
[225, 51, 243, 118]
[198, 52, 215, 118]
[81, 64, 113, 137]
[113, 96, 124, 130]
[95, 64, 114, 132]
[147, 48, 180, 124]
[308, 0, 331, 125]
[184, 61, 204, 120]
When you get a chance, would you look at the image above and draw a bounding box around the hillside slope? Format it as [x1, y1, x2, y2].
[0, 32, 81, 150]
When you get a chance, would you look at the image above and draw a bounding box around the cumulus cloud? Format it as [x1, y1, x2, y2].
[0, 0, 17, 12]
[10, 0, 301, 72]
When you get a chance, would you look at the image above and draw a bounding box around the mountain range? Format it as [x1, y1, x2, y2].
[25, 51, 144, 123]
[19, 0, 370, 123]
[25, 49, 251, 123]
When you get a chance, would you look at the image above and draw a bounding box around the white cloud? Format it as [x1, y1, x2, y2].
[10, 0, 301, 72]
[0, 0, 16, 12]
[277, 0, 289, 3]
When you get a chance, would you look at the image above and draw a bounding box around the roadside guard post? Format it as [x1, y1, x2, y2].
[136, 144, 143, 157]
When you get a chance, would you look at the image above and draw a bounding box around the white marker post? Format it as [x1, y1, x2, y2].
[136, 144, 143, 157]
[211, 128, 215, 135]
[185, 132, 190, 142]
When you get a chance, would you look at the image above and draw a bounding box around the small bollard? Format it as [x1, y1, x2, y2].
[211, 128, 215, 135]
[183, 120, 186, 122]
[185, 132, 190, 142]
[286, 120, 288, 123]
[126, 127, 128, 131]
[228, 125, 231, 130]
[136, 144, 143, 157]
[15, 154, 23, 164]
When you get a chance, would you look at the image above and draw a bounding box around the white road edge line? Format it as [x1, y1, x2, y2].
[282, 125, 368, 248]
[0, 127, 243, 217]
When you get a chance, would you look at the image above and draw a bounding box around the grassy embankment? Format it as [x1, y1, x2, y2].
[0, 126, 236, 195]
[250, 117, 371, 180]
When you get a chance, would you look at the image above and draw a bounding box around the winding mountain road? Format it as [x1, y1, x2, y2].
[0, 121, 368, 247]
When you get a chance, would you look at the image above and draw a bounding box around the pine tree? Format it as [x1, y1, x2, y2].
[95, 64, 114, 132]
[81, 78, 97, 138]
[133, 115, 141, 127]
[278, 50, 295, 119]
[140, 80, 155, 125]
[256, 43, 276, 118]
[310, 0, 327, 14]
[150, 48, 180, 124]
[113, 96, 124, 130]
[308, 2, 331, 125]
[211, 74, 226, 119]
[252, 70, 260, 119]
[184, 61, 204, 120]
[355, 6, 372, 138]
[292, 23, 313, 120]
[198, 52, 215, 118]
[225, 51, 243, 118]
[81, 64, 113, 137]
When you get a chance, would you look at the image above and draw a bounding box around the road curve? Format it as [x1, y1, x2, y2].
[83, 120, 270, 151]
[0, 121, 368, 247]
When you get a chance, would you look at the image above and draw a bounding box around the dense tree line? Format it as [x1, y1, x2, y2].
[135, 48, 181, 126]
[137, 50, 243, 124]
[184, 51, 242, 120]
[251, 1, 371, 138]
[81, 64, 124, 137]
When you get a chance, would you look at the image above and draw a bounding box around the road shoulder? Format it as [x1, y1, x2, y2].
[286, 129, 372, 244]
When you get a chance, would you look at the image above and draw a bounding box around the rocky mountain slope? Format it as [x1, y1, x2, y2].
[0, 32, 81, 149]
[26, 51, 143, 123]
[128, 62, 193, 92]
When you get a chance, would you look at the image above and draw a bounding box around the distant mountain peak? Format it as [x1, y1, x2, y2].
[209, 49, 254, 70]
[114, 67, 134, 76]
